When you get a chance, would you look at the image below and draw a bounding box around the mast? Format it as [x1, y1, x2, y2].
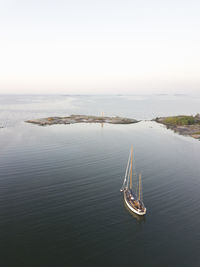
[138, 173, 141, 201]
[130, 145, 133, 189]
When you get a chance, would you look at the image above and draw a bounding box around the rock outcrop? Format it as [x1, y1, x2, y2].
[26, 115, 139, 126]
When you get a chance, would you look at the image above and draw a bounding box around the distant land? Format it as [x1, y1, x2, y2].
[154, 114, 200, 140]
[25, 114, 200, 140]
[26, 115, 138, 126]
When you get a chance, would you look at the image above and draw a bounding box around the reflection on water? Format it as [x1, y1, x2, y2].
[0, 95, 200, 266]
[123, 200, 146, 223]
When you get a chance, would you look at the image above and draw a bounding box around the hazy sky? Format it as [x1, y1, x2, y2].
[0, 0, 200, 94]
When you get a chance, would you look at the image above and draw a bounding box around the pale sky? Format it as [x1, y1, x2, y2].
[0, 0, 200, 94]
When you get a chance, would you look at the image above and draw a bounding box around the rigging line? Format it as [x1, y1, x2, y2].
[121, 149, 131, 191]
[120, 148, 131, 191]
[127, 162, 131, 189]
[130, 145, 133, 189]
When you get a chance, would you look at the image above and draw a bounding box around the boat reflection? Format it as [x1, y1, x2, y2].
[124, 201, 146, 223]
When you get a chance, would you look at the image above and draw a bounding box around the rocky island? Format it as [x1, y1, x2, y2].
[26, 114, 139, 126]
[155, 114, 200, 140]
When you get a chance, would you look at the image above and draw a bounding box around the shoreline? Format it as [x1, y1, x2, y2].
[25, 114, 200, 141]
[154, 114, 200, 140]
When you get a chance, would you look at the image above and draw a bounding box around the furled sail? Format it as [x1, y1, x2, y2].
[120, 148, 131, 191]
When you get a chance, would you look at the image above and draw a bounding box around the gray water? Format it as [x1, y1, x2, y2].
[0, 94, 200, 267]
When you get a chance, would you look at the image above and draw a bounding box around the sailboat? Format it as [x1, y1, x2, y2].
[120, 146, 147, 216]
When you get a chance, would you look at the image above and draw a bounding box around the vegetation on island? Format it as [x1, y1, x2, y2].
[155, 114, 200, 140]
[161, 116, 196, 126]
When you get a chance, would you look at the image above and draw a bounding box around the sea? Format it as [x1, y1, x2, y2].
[0, 94, 200, 267]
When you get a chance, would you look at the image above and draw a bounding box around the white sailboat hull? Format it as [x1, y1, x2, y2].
[124, 191, 146, 216]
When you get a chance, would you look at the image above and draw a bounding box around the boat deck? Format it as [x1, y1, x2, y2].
[124, 189, 146, 214]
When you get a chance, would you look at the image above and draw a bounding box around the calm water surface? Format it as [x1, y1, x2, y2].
[0, 95, 200, 267]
